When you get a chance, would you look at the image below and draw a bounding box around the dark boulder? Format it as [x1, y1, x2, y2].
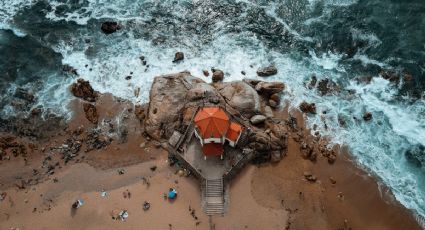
[173, 52, 184, 63]
[363, 112, 372, 121]
[254, 81, 285, 95]
[70, 79, 97, 102]
[101, 21, 121, 34]
[257, 66, 277, 77]
[212, 70, 224, 83]
[299, 101, 316, 114]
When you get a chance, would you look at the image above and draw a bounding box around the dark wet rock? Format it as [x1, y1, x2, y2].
[31, 107, 43, 116]
[405, 145, 425, 168]
[380, 70, 400, 82]
[250, 115, 266, 125]
[257, 66, 277, 77]
[355, 75, 373, 84]
[173, 52, 184, 63]
[14, 88, 34, 103]
[212, 70, 224, 83]
[338, 114, 347, 127]
[62, 64, 78, 75]
[203, 70, 209, 77]
[70, 79, 97, 102]
[254, 81, 285, 95]
[363, 112, 372, 121]
[299, 101, 316, 114]
[403, 73, 413, 81]
[317, 78, 340, 95]
[125, 76, 132, 80]
[241, 71, 246, 75]
[83, 103, 99, 124]
[101, 21, 121, 34]
[308, 75, 317, 89]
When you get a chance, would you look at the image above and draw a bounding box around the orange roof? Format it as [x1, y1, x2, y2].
[194, 107, 229, 139]
[202, 143, 224, 156]
[226, 122, 242, 142]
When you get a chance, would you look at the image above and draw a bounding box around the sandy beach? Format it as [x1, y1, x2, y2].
[0, 91, 422, 230]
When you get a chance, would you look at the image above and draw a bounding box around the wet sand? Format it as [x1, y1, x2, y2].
[0, 94, 422, 230]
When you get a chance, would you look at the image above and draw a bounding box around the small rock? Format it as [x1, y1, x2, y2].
[264, 106, 274, 118]
[257, 66, 277, 77]
[270, 93, 281, 104]
[303, 171, 317, 182]
[212, 70, 224, 83]
[125, 76, 132, 80]
[150, 166, 157, 171]
[269, 99, 278, 108]
[139, 142, 146, 148]
[202, 70, 209, 77]
[118, 169, 125, 175]
[363, 112, 372, 121]
[299, 101, 316, 114]
[329, 177, 336, 184]
[173, 52, 184, 62]
[101, 21, 121, 34]
[241, 71, 246, 75]
[250, 115, 267, 125]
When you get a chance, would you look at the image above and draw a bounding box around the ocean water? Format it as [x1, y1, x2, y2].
[1, 0, 424, 222]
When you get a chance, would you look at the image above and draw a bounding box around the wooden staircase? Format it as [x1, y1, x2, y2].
[202, 178, 225, 215]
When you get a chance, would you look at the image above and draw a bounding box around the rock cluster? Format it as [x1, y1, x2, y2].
[299, 101, 316, 114]
[70, 79, 98, 102]
[142, 71, 288, 164]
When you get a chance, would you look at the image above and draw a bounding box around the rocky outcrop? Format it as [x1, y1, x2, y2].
[257, 66, 277, 77]
[173, 52, 184, 62]
[101, 21, 121, 34]
[83, 103, 99, 124]
[144, 72, 204, 140]
[254, 81, 285, 95]
[299, 101, 316, 114]
[217, 81, 260, 116]
[70, 79, 97, 102]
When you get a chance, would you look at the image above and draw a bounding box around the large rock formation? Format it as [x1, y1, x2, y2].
[217, 81, 260, 117]
[144, 72, 204, 140]
[143, 71, 288, 164]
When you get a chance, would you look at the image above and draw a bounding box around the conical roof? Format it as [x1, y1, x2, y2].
[194, 107, 230, 139]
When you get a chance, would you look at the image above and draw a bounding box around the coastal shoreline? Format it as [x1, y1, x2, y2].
[0, 77, 423, 230]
